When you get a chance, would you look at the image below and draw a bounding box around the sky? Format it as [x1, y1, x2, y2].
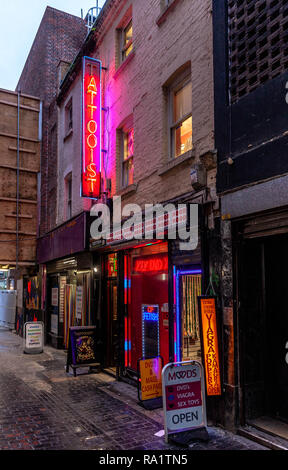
[0, 0, 106, 91]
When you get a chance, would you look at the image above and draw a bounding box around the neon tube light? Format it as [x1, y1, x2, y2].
[174, 268, 202, 363]
[81, 56, 102, 199]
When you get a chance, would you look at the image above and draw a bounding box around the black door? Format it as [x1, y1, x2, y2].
[238, 239, 266, 421]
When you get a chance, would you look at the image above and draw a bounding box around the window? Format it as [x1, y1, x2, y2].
[65, 173, 72, 219]
[65, 99, 73, 134]
[170, 79, 192, 158]
[122, 128, 134, 188]
[121, 20, 133, 62]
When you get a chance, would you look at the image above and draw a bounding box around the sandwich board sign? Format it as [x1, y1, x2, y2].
[162, 360, 207, 443]
[23, 321, 44, 354]
[137, 356, 163, 410]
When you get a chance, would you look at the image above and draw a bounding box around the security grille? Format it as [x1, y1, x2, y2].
[228, 0, 288, 103]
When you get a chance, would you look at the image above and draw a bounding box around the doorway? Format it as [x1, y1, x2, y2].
[106, 279, 118, 368]
[238, 234, 288, 424]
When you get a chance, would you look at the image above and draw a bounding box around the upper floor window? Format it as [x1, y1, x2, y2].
[121, 19, 133, 62]
[65, 99, 73, 135]
[122, 128, 134, 188]
[65, 173, 72, 220]
[170, 79, 192, 158]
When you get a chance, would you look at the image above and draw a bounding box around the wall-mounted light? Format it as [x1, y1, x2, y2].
[93, 267, 98, 273]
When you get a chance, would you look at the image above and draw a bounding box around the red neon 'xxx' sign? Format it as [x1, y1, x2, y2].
[82, 57, 101, 198]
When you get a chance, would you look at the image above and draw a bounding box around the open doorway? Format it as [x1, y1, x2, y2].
[238, 234, 288, 434]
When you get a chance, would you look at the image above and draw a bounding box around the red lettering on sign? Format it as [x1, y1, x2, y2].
[82, 58, 101, 198]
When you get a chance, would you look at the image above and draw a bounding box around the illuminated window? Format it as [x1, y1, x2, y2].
[121, 20, 133, 62]
[122, 128, 134, 188]
[170, 79, 192, 158]
[65, 173, 72, 220]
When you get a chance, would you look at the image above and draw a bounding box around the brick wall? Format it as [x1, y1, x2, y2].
[17, 7, 87, 236]
[57, 0, 215, 223]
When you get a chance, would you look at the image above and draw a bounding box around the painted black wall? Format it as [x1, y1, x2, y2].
[214, 0, 288, 193]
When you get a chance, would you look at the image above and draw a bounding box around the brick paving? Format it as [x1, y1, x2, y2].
[0, 328, 267, 451]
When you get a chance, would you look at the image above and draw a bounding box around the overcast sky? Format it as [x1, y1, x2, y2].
[0, 0, 106, 91]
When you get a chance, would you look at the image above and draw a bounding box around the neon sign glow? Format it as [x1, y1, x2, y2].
[133, 255, 168, 274]
[82, 57, 102, 199]
[142, 304, 160, 358]
[174, 268, 202, 362]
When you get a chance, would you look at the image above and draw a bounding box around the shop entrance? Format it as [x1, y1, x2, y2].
[104, 253, 118, 370]
[126, 243, 169, 372]
[106, 279, 118, 367]
[238, 234, 288, 425]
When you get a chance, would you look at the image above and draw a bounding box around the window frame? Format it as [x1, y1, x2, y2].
[65, 173, 72, 220]
[168, 75, 192, 159]
[121, 127, 134, 189]
[65, 98, 73, 135]
[120, 18, 133, 63]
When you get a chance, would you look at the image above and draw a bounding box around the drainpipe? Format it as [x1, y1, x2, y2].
[16, 90, 20, 272]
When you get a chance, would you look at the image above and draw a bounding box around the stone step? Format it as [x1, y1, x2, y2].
[237, 425, 288, 451]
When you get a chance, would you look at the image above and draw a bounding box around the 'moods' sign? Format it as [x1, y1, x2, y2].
[82, 56, 101, 199]
[162, 361, 207, 442]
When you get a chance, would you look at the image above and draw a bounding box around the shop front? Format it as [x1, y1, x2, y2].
[37, 212, 97, 349]
[94, 235, 204, 381]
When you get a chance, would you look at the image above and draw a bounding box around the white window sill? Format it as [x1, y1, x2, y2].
[158, 149, 195, 176]
[116, 183, 137, 197]
[114, 50, 135, 80]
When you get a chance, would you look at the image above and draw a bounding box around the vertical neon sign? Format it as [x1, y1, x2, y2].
[82, 56, 102, 199]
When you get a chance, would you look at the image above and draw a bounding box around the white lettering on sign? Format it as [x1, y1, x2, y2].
[285, 341, 288, 365]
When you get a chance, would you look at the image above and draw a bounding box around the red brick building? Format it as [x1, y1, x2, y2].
[17, 6, 87, 235]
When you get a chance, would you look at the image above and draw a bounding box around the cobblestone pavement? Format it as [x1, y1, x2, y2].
[0, 328, 267, 451]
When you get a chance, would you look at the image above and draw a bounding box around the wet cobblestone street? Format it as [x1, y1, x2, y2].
[0, 328, 267, 451]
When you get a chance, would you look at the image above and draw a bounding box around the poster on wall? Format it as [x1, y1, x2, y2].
[50, 314, 58, 335]
[75, 286, 83, 321]
[198, 296, 221, 396]
[51, 288, 58, 307]
[59, 276, 66, 323]
[25, 277, 40, 310]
